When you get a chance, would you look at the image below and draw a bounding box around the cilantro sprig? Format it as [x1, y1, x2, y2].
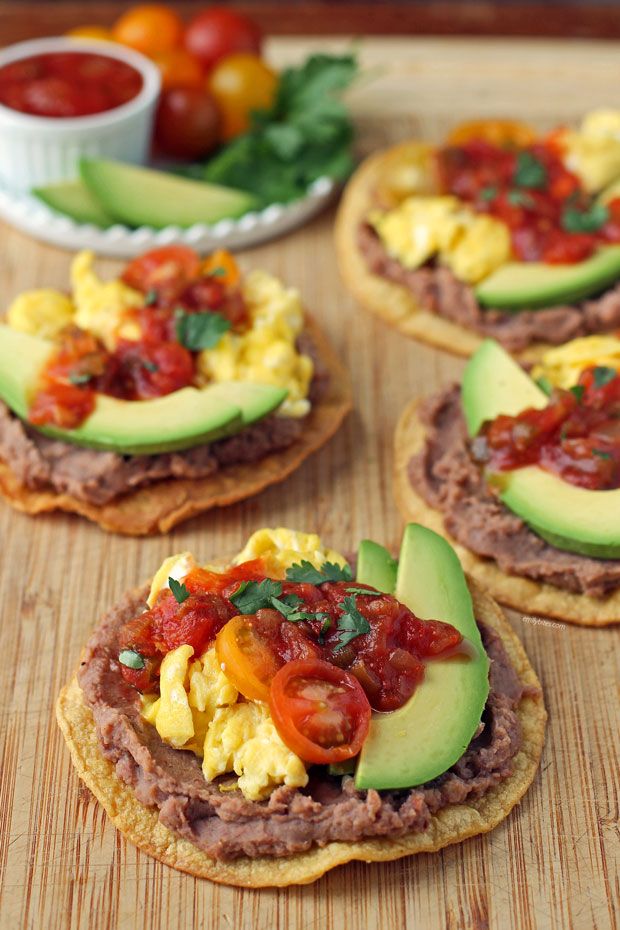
[562, 201, 609, 234]
[229, 579, 332, 628]
[285, 560, 353, 584]
[169, 577, 190, 604]
[176, 310, 230, 351]
[593, 366, 617, 388]
[334, 596, 371, 652]
[514, 150, 547, 189]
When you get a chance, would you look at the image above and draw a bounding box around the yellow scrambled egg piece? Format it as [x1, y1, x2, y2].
[562, 109, 620, 193]
[369, 195, 512, 284]
[532, 335, 620, 389]
[71, 250, 143, 349]
[196, 270, 313, 418]
[140, 527, 348, 799]
[6, 289, 75, 339]
[233, 527, 348, 578]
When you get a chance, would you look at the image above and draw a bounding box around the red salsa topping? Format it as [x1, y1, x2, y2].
[472, 365, 620, 490]
[0, 52, 143, 118]
[29, 247, 247, 429]
[437, 138, 620, 264]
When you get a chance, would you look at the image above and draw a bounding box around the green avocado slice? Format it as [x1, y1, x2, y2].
[354, 524, 490, 791]
[475, 245, 620, 311]
[462, 339, 620, 559]
[32, 179, 115, 228]
[80, 158, 258, 229]
[0, 324, 287, 455]
[356, 539, 398, 594]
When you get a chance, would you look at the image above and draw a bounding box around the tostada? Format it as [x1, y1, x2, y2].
[56, 525, 545, 887]
[0, 247, 350, 534]
[336, 111, 620, 361]
[395, 334, 620, 626]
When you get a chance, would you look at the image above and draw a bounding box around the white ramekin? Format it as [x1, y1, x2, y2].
[0, 36, 161, 192]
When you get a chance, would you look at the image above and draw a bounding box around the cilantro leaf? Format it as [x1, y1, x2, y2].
[507, 189, 534, 207]
[514, 150, 547, 189]
[285, 559, 353, 584]
[169, 577, 190, 604]
[334, 596, 371, 652]
[141, 359, 158, 373]
[479, 185, 498, 202]
[176, 311, 230, 351]
[144, 288, 158, 306]
[562, 201, 609, 234]
[570, 384, 585, 402]
[119, 649, 145, 670]
[345, 586, 381, 597]
[593, 366, 617, 388]
[69, 371, 93, 386]
[230, 579, 283, 614]
[206, 266, 227, 277]
[593, 448, 612, 459]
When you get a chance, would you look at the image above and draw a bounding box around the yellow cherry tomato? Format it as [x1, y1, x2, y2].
[447, 119, 537, 148]
[67, 25, 114, 41]
[215, 615, 280, 703]
[208, 52, 277, 140]
[113, 4, 184, 56]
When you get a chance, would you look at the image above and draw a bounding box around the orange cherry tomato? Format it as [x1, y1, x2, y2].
[202, 249, 240, 288]
[215, 615, 281, 702]
[208, 52, 277, 140]
[447, 119, 537, 149]
[152, 48, 204, 90]
[66, 25, 114, 42]
[269, 659, 371, 764]
[113, 4, 184, 56]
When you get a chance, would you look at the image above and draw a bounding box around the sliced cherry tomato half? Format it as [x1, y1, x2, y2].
[122, 245, 201, 295]
[269, 659, 371, 764]
[215, 614, 281, 702]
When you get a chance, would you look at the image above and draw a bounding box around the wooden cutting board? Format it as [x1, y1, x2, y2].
[0, 38, 618, 930]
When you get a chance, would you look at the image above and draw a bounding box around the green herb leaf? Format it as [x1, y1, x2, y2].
[119, 649, 145, 670]
[507, 189, 534, 207]
[514, 150, 547, 189]
[176, 311, 231, 351]
[285, 559, 353, 584]
[230, 579, 283, 614]
[334, 596, 371, 652]
[536, 376, 553, 396]
[345, 586, 381, 597]
[479, 185, 498, 202]
[206, 266, 227, 277]
[69, 371, 93, 386]
[593, 366, 617, 388]
[144, 289, 158, 306]
[561, 201, 609, 234]
[570, 384, 585, 402]
[169, 577, 190, 604]
[142, 359, 159, 373]
[593, 448, 612, 459]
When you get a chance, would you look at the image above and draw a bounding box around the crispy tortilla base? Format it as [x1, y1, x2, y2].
[395, 398, 620, 626]
[334, 141, 553, 364]
[56, 580, 546, 887]
[0, 315, 351, 535]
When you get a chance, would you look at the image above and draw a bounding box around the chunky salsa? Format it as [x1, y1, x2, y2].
[29, 247, 246, 429]
[0, 52, 143, 118]
[472, 365, 620, 490]
[437, 138, 620, 264]
[117, 561, 464, 764]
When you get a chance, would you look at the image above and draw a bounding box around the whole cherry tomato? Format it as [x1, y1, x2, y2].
[152, 48, 204, 90]
[208, 52, 277, 140]
[122, 245, 201, 295]
[184, 7, 262, 71]
[113, 4, 184, 56]
[269, 659, 371, 764]
[154, 86, 221, 158]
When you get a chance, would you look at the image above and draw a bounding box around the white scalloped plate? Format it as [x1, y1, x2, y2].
[0, 176, 336, 257]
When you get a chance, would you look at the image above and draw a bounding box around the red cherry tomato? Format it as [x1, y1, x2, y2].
[184, 7, 262, 71]
[122, 245, 201, 294]
[154, 86, 220, 158]
[269, 659, 371, 764]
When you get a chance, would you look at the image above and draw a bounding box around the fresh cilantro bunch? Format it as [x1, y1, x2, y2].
[197, 53, 358, 206]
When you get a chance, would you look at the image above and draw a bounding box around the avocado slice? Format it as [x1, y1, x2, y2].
[32, 180, 115, 228]
[0, 325, 287, 455]
[461, 338, 547, 436]
[462, 339, 620, 559]
[80, 158, 258, 229]
[356, 539, 398, 594]
[475, 245, 620, 311]
[355, 524, 490, 791]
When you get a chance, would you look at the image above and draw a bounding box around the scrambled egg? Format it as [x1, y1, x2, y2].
[140, 528, 349, 800]
[532, 334, 620, 389]
[6, 255, 312, 419]
[196, 270, 313, 418]
[562, 109, 620, 193]
[369, 196, 512, 284]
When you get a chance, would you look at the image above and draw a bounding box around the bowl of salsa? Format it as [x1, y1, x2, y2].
[0, 37, 161, 192]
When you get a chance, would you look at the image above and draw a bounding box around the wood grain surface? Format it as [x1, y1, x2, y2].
[0, 38, 618, 930]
